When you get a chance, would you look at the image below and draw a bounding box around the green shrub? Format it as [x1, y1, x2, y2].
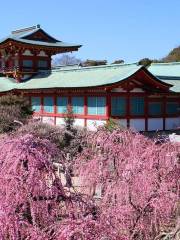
[17, 121, 87, 158]
[0, 94, 33, 133]
[17, 121, 65, 149]
[63, 105, 75, 131]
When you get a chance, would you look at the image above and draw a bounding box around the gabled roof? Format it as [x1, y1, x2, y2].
[0, 63, 173, 93]
[0, 25, 81, 49]
[148, 62, 180, 92]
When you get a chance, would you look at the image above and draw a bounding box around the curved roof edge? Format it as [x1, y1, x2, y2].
[0, 63, 174, 92]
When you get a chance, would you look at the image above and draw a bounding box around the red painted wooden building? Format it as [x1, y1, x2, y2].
[0, 25, 180, 131]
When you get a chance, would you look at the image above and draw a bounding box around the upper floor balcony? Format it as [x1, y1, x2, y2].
[0, 66, 37, 82]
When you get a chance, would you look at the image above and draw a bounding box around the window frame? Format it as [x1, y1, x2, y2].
[71, 96, 85, 115]
[111, 96, 126, 117]
[22, 59, 33, 68]
[43, 96, 54, 113]
[166, 101, 179, 115]
[31, 96, 41, 113]
[87, 96, 106, 116]
[130, 96, 145, 116]
[148, 101, 163, 116]
[56, 96, 68, 114]
[37, 59, 48, 69]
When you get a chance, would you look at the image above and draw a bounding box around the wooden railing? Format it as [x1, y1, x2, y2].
[0, 67, 37, 82]
[0, 66, 20, 73]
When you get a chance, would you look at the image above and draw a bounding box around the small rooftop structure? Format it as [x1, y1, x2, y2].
[0, 24, 81, 50]
[0, 25, 81, 80]
[11, 25, 40, 35]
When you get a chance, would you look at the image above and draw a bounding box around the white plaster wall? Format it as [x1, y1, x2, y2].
[42, 116, 54, 125]
[165, 117, 180, 130]
[56, 118, 85, 127]
[56, 117, 65, 126]
[148, 118, 163, 131]
[119, 119, 128, 128]
[130, 119, 145, 131]
[130, 88, 144, 92]
[111, 87, 126, 92]
[33, 116, 42, 121]
[87, 120, 106, 131]
[22, 50, 33, 56]
[74, 118, 85, 127]
[111, 87, 144, 93]
[37, 50, 48, 57]
[113, 119, 127, 128]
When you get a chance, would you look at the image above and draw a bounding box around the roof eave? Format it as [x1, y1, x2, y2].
[142, 67, 173, 88]
[0, 38, 82, 51]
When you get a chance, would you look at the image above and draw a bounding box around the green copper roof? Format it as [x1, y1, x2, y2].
[148, 62, 180, 92]
[20, 64, 143, 89]
[148, 62, 180, 78]
[160, 80, 180, 92]
[0, 26, 81, 49]
[0, 64, 141, 92]
[0, 77, 17, 92]
[0, 64, 139, 91]
[0, 63, 178, 93]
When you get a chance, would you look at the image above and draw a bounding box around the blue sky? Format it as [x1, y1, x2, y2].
[1, 0, 180, 63]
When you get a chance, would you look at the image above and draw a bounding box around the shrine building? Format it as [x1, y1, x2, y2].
[0, 25, 180, 131]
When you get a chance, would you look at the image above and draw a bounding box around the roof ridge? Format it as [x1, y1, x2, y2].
[13, 28, 40, 39]
[11, 25, 40, 35]
[150, 62, 180, 66]
[50, 62, 139, 73]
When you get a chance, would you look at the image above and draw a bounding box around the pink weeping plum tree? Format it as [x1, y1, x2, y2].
[0, 134, 118, 240]
[0, 128, 179, 239]
[76, 128, 180, 240]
